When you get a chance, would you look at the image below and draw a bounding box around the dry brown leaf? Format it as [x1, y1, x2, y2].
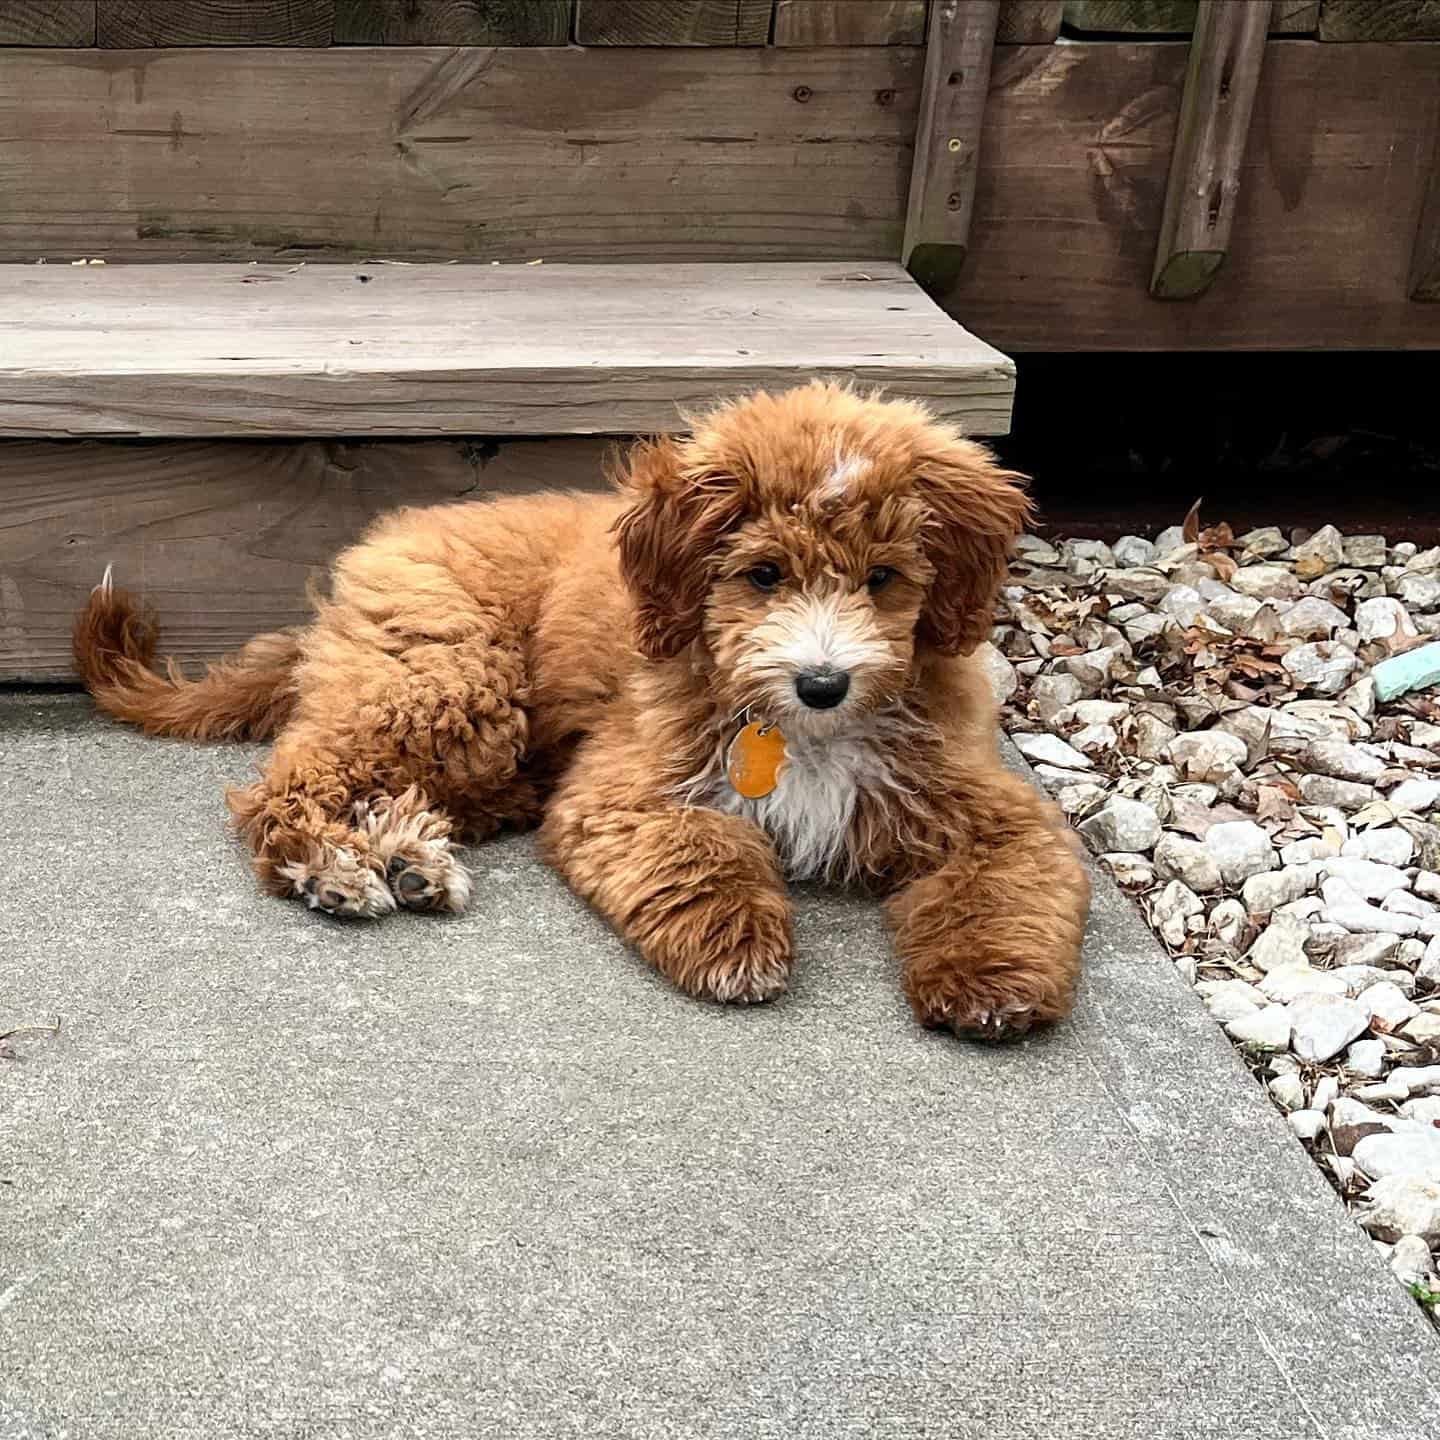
[1182, 497, 1204, 545]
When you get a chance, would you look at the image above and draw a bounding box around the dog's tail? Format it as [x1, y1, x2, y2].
[72, 569, 301, 741]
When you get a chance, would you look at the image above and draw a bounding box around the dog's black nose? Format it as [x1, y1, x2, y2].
[795, 669, 850, 710]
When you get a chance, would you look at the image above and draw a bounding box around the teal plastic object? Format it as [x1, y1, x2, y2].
[1371, 642, 1440, 703]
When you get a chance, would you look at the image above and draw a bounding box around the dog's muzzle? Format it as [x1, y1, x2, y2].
[794, 668, 850, 710]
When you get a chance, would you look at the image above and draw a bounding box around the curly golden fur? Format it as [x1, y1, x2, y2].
[74, 384, 1088, 1040]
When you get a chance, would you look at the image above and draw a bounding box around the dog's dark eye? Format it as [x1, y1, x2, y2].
[866, 566, 895, 592]
[746, 563, 783, 592]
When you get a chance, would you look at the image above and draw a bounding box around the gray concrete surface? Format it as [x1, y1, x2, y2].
[1, 691, 1435, 1439]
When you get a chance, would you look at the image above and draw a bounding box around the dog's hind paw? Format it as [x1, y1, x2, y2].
[280, 846, 396, 919]
[358, 789, 473, 915]
[951, 1003, 1039, 1045]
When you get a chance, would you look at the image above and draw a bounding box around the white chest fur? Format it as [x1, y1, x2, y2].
[690, 728, 896, 882]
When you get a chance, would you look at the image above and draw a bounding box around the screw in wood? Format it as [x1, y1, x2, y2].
[792, 85, 812, 103]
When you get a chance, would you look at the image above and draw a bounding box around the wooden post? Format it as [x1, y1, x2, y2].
[1411, 135, 1440, 301]
[1149, 0, 1270, 300]
[903, 0, 1001, 295]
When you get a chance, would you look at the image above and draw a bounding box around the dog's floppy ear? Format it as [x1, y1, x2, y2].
[913, 435, 1032, 657]
[613, 437, 745, 660]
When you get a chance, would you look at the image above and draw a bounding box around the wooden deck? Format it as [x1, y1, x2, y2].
[0, 262, 1015, 439]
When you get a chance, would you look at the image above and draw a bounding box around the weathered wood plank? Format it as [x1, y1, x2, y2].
[1151, 0, 1270, 299]
[97, 1, 336, 45]
[0, 1, 96, 45]
[903, 0, 1001, 295]
[0, 46, 917, 263]
[1319, 0, 1440, 40]
[0, 438, 614, 681]
[0, 262, 1016, 438]
[575, 0, 771, 44]
[997, 1, 1064, 42]
[1410, 132, 1440, 299]
[945, 39, 1440, 349]
[772, 0, 926, 44]
[1064, 1, 1320, 32]
[333, 0, 571, 43]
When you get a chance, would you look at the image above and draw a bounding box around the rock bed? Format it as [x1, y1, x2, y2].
[986, 520, 1440, 1320]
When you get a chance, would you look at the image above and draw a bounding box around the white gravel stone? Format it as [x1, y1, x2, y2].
[1160, 584, 1205, 627]
[1268, 1073, 1306, 1112]
[1403, 1013, 1440, 1045]
[1055, 782, 1109, 818]
[1238, 526, 1287, 559]
[1015, 731, 1093, 771]
[1292, 525, 1344, 579]
[1346, 1039, 1387, 1078]
[1099, 854, 1155, 889]
[1320, 858, 1411, 901]
[1421, 935, 1440, 983]
[1204, 820, 1277, 887]
[1201, 980, 1264, 1024]
[1384, 889, 1438, 919]
[1208, 898, 1248, 948]
[1058, 647, 1121, 696]
[1312, 1076, 1341, 1113]
[1343, 535, 1389, 569]
[1401, 1097, 1440, 1125]
[1232, 565, 1303, 601]
[1413, 871, 1440, 902]
[1014, 535, 1061, 565]
[1357, 981, 1420, 1029]
[1030, 673, 1087, 723]
[1297, 774, 1375, 810]
[1154, 833, 1223, 894]
[1289, 1109, 1327, 1142]
[1282, 641, 1360, 696]
[1243, 916, 1311, 974]
[1341, 828, 1416, 866]
[1077, 798, 1160, 855]
[1289, 994, 1370, 1063]
[1359, 1177, 1440, 1242]
[1389, 1066, 1440, 1097]
[1280, 837, 1341, 866]
[978, 642, 1018, 704]
[1354, 1131, 1440, 1183]
[1355, 595, 1420, 647]
[1241, 866, 1316, 914]
[1280, 596, 1350, 638]
[1389, 1234, 1437, 1285]
[1300, 740, 1387, 784]
[1153, 525, 1187, 556]
[1111, 534, 1155, 567]
[1259, 964, 1347, 1003]
[1330, 1097, 1396, 1152]
[1165, 730, 1248, 782]
[1329, 904, 1422, 937]
[1202, 592, 1263, 632]
[1389, 778, 1440, 814]
[1398, 572, 1440, 610]
[1226, 1004, 1293, 1051]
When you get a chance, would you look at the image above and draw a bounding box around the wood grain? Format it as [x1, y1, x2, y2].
[1064, 0, 1320, 32]
[574, 0, 771, 44]
[0, 45, 918, 263]
[1150, 0, 1270, 299]
[903, 1, 1001, 295]
[1318, 0, 1440, 40]
[1411, 132, 1440, 300]
[772, 1, 926, 44]
[0, 437, 614, 680]
[0, 1, 96, 44]
[97, 0, 336, 45]
[997, 1, 1063, 42]
[0, 262, 1016, 439]
[334, 0, 571, 43]
[945, 40, 1440, 349]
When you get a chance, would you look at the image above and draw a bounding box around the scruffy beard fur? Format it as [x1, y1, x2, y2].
[72, 383, 1090, 1043]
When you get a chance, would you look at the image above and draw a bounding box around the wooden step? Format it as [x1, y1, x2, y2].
[0, 261, 1015, 439]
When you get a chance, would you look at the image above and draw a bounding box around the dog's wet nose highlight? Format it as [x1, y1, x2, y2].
[794, 669, 850, 709]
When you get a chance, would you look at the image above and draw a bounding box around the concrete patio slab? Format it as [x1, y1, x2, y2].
[1, 692, 1435, 1439]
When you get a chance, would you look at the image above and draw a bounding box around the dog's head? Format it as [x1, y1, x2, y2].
[614, 383, 1031, 734]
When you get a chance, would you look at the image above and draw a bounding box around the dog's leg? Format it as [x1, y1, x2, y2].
[886, 767, 1088, 1042]
[540, 742, 793, 1003]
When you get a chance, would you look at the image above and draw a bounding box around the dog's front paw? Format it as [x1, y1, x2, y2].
[905, 970, 1070, 1045]
[649, 890, 793, 1005]
[358, 790, 473, 914]
[280, 845, 396, 919]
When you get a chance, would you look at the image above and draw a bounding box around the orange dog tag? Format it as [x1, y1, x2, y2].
[727, 721, 785, 799]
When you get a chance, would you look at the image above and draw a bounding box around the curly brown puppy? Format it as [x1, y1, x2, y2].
[74, 383, 1088, 1040]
